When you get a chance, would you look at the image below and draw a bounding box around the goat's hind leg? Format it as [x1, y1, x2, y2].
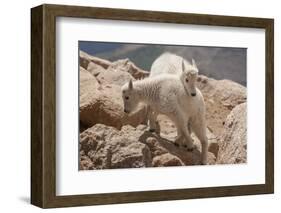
[182, 120, 195, 151]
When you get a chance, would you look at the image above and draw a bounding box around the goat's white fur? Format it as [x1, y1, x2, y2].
[150, 52, 199, 96]
[148, 52, 208, 164]
[121, 53, 208, 164]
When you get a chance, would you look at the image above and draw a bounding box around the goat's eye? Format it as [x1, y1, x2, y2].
[186, 78, 189, 83]
[125, 96, 129, 100]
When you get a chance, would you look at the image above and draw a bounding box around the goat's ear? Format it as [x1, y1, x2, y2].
[182, 59, 185, 71]
[192, 58, 198, 68]
[128, 79, 133, 90]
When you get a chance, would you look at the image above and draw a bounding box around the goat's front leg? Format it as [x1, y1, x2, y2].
[173, 114, 194, 151]
[147, 106, 160, 133]
[191, 118, 208, 165]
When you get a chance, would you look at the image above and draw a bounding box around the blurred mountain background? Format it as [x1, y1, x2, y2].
[79, 41, 247, 86]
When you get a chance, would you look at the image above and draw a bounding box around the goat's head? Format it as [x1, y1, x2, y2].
[121, 79, 139, 114]
[180, 59, 199, 97]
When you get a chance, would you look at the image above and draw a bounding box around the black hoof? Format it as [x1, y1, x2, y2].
[149, 129, 155, 132]
[174, 143, 179, 147]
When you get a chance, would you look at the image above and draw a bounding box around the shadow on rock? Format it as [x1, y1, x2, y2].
[139, 131, 202, 166]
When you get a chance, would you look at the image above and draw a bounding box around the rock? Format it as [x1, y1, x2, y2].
[79, 69, 124, 129]
[79, 67, 148, 130]
[139, 129, 216, 165]
[79, 51, 91, 70]
[217, 103, 247, 164]
[206, 153, 216, 165]
[205, 127, 220, 157]
[79, 55, 149, 130]
[108, 58, 149, 80]
[197, 75, 246, 136]
[79, 54, 152, 130]
[80, 155, 93, 170]
[144, 137, 168, 157]
[198, 74, 246, 109]
[96, 67, 134, 86]
[208, 142, 219, 158]
[215, 80, 246, 108]
[157, 114, 218, 161]
[80, 51, 149, 80]
[80, 124, 152, 169]
[80, 50, 111, 70]
[80, 124, 216, 169]
[87, 62, 106, 77]
[128, 62, 150, 79]
[79, 66, 100, 107]
[152, 153, 184, 167]
[80, 132, 99, 154]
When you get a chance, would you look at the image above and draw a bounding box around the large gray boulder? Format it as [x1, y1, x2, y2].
[216, 103, 247, 164]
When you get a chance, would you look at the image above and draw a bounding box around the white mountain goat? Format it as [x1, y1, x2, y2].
[148, 53, 200, 132]
[121, 53, 208, 164]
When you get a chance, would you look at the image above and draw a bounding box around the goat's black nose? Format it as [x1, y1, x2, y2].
[191, 93, 196, 97]
[124, 109, 128, 113]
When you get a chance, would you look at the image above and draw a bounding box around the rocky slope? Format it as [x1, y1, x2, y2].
[79, 50, 247, 169]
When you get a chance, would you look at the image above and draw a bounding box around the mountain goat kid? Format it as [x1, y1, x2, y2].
[121, 53, 208, 164]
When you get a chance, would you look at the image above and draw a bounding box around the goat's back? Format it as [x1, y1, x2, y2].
[150, 52, 189, 77]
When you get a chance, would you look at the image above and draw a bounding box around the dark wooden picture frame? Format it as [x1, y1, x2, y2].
[31, 4, 274, 208]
